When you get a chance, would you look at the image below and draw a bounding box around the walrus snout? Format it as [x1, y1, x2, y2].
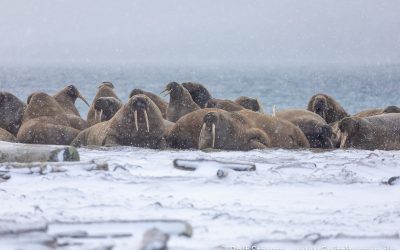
[313, 96, 328, 118]
[198, 112, 218, 149]
[130, 96, 151, 132]
[161, 82, 180, 96]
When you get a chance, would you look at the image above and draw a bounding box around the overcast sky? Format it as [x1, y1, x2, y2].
[0, 0, 399, 65]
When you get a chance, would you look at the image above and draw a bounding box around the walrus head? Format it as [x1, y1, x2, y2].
[161, 82, 182, 97]
[182, 82, 212, 108]
[235, 96, 264, 112]
[129, 89, 145, 98]
[198, 111, 270, 150]
[126, 94, 163, 133]
[312, 95, 328, 120]
[0, 92, 26, 135]
[99, 82, 114, 89]
[205, 98, 244, 112]
[383, 105, 400, 114]
[338, 117, 363, 148]
[56, 85, 90, 106]
[94, 97, 123, 123]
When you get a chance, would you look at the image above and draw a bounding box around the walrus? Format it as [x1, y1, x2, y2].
[129, 89, 168, 119]
[72, 94, 172, 148]
[87, 82, 120, 126]
[182, 82, 212, 108]
[338, 113, 400, 150]
[53, 85, 90, 130]
[17, 93, 80, 145]
[307, 93, 349, 124]
[167, 109, 309, 150]
[162, 82, 200, 122]
[53, 85, 89, 116]
[0, 128, 17, 142]
[355, 105, 400, 118]
[93, 97, 123, 123]
[235, 110, 310, 149]
[205, 98, 244, 112]
[0, 92, 26, 135]
[275, 109, 333, 148]
[235, 96, 264, 112]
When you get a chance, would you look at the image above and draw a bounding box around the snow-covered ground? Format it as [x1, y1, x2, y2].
[1, 147, 400, 249]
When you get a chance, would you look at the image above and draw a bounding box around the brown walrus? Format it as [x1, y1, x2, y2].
[234, 96, 264, 112]
[0, 128, 17, 142]
[92, 97, 123, 123]
[307, 93, 349, 124]
[17, 93, 80, 145]
[182, 82, 212, 108]
[129, 89, 168, 119]
[355, 105, 400, 118]
[87, 82, 120, 126]
[162, 82, 200, 122]
[167, 109, 309, 150]
[234, 110, 310, 149]
[72, 94, 172, 148]
[53, 85, 89, 116]
[275, 109, 333, 148]
[53, 85, 90, 130]
[205, 98, 244, 112]
[338, 113, 400, 150]
[0, 92, 26, 135]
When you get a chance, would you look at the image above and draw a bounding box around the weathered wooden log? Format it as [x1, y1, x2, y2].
[0, 141, 79, 163]
[173, 158, 256, 172]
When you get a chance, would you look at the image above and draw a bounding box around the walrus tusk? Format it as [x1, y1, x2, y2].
[99, 109, 103, 122]
[256, 98, 265, 113]
[272, 105, 276, 117]
[134, 110, 138, 131]
[94, 110, 97, 122]
[212, 123, 215, 148]
[78, 93, 90, 107]
[161, 89, 171, 97]
[144, 110, 150, 132]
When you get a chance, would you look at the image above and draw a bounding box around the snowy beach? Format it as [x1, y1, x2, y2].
[1, 147, 400, 249]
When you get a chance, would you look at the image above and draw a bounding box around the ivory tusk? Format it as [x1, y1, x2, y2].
[144, 110, 150, 132]
[79, 93, 90, 107]
[99, 109, 103, 121]
[272, 105, 276, 117]
[134, 110, 138, 131]
[94, 110, 97, 122]
[212, 123, 216, 148]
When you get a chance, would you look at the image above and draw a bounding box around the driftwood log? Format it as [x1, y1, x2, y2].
[0, 141, 79, 163]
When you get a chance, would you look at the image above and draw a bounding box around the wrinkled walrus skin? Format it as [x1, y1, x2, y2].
[338, 113, 400, 150]
[17, 93, 80, 145]
[72, 95, 171, 149]
[0, 92, 26, 135]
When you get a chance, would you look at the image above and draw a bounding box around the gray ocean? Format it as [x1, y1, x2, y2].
[0, 63, 399, 116]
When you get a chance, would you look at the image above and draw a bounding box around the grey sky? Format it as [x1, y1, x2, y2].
[0, 0, 399, 64]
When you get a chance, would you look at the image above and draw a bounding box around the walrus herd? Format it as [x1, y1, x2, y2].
[1, 82, 400, 151]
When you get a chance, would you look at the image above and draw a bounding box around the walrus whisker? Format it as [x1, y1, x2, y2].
[144, 110, 150, 132]
[78, 93, 90, 107]
[134, 110, 138, 131]
[212, 123, 216, 148]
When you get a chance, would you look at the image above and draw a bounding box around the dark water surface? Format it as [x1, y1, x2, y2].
[0, 63, 399, 116]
